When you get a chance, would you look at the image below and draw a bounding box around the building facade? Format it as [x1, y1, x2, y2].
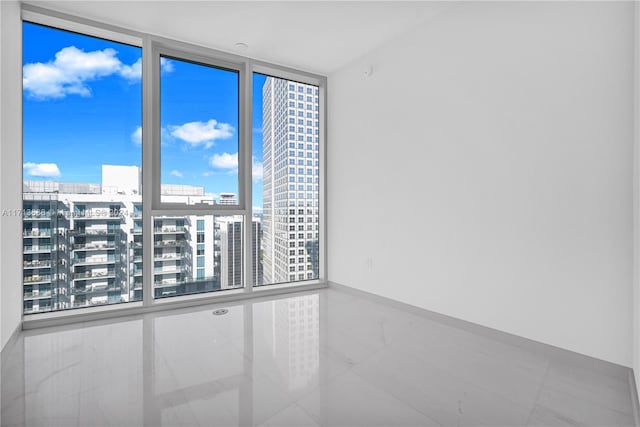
[22, 165, 242, 313]
[262, 77, 320, 285]
[219, 217, 263, 289]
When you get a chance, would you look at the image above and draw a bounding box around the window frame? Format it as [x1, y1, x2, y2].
[150, 42, 247, 213]
[20, 4, 328, 326]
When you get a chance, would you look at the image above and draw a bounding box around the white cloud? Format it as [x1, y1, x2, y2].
[209, 152, 238, 169]
[120, 57, 173, 81]
[119, 57, 142, 81]
[252, 158, 263, 181]
[131, 126, 142, 145]
[24, 46, 124, 99]
[170, 119, 234, 148]
[160, 57, 174, 73]
[23, 46, 174, 100]
[253, 206, 264, 214]
[23, 162, 61, 177]
[170, 170, 183, 178]
[207, 153, 262, 180]
[131, 126, 175, 146]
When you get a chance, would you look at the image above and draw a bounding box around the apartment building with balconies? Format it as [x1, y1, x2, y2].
[22, 194, 70, 313]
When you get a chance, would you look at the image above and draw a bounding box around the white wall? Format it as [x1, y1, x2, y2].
[0, 0, 4, 354]
[0, 0, 23, 351]
[634, 0, 640, 395]
[328, 2, 634, 366]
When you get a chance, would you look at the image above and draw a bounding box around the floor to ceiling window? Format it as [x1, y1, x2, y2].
[22, 11, 325, 317]
[22, 22, 143, 313]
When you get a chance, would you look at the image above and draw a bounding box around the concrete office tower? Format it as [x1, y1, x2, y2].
[262, 77, 320, 284]
[219, 217, 263, 289]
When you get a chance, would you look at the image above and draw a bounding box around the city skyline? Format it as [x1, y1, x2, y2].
[22, 164, 263, 313]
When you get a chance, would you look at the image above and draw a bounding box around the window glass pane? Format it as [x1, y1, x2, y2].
[253, 74, 319, 286]
[153, 215, 244, 298]
[22, 22, 142, 313]
[160, 56, 239, 205]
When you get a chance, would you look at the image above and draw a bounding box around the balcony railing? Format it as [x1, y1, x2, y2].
[153, 253, 183, 261]
[153, 226, 186, 234]
[73, 256, 116, 265]
[73, 243, 116, 250]
[24, 275, 52, 283]
[23, 245, 52, 253]
[23, 230, 51, 237]
[153, 240, 187, 248]
[72, 211, 123, 220]
[73, 283, 110, 293]
[70, 229, 116, 236]
[23, 260, 51, 268]
[154, 280, 179, 287]
[154, 267, 185, 275]
[73, 271, 115, 280]
[23, 212, 52, 219]
[23, 290, 52, 299]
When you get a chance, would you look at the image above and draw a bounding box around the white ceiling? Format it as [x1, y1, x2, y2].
[24, 1, 452, 74]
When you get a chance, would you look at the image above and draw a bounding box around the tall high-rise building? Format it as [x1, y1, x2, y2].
[219, 217, 263, 289]
[262, 78, 320, 284]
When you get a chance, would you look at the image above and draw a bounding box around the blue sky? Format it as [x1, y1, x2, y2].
[23, 22, 265, 208]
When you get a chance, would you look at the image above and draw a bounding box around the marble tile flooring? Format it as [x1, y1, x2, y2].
[1, 286, 637, 426]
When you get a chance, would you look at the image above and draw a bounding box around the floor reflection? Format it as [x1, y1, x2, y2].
[1, 290, 325, 427]
[2, 287, 636, 427]
[257, 294, 320, 392]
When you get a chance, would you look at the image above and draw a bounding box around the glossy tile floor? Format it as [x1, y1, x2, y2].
[1, 286, 637, 427]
